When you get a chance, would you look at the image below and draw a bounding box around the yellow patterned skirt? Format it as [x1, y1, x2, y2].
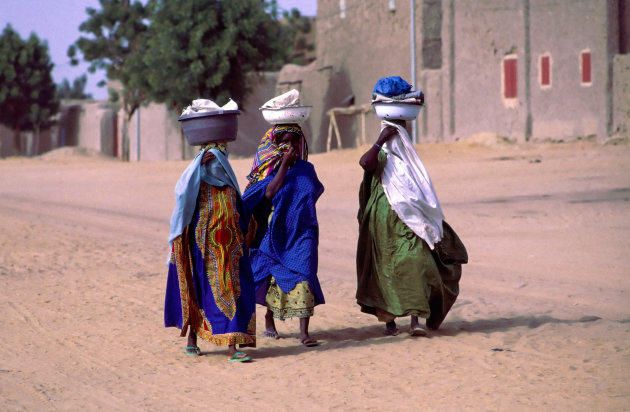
[265, 276, 315, 320]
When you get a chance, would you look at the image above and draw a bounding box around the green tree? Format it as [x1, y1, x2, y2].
[282, 11, 315, 66]
[138, 0, 291, 111]
[68, 0, 149, 160]
[57, 74, 93, 99]
[70, 0, 299, 160]
[0, 24, 59, 155]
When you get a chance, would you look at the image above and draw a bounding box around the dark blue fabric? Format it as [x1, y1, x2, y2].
[242, 160, 325, 305]
[164, 190, 255, 336]
[373, 76, 412, 97]
[164, 264, 183, 326]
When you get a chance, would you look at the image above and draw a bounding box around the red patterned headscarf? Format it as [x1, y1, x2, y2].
[245, 124, 308, 190]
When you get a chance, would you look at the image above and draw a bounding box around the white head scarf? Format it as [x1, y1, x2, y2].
[380, 120, 444, 249]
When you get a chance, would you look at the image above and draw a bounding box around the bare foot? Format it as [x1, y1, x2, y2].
[384, 321, 399, 336]
[185, 330, 200, 355]
[263, 330, 280, 339]
[409, 315, 427, 337]
[300, 336, 319, 347]
[264, 308, 279, 338]
[299, 317, 317, 346]
[228, 344, 252, 362]
[409, 325, 428, 337]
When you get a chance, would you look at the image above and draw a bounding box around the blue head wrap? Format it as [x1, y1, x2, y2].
[373, 76, 412, 97]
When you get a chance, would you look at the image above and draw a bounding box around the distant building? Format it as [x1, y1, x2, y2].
[3, 1, 627, 159]
[285, 0, 630, 151]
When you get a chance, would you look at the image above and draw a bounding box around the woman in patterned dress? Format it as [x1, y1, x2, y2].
[164, 141, 256, 362]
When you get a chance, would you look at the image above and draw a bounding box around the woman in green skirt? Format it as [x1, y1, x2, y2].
[356, 118, 467, 336]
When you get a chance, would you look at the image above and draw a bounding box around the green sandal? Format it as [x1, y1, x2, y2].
[228, 352, 252, 362]
[185, 346, 201, 356]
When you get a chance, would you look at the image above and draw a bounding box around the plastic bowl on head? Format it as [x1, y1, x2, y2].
[259, 106, 311, 125]
[178, 110, 240, 146]
[372, 102, 422, 121]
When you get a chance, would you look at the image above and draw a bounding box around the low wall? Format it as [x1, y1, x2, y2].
[77, 101, 117, 156]
[612, 54, 630, 139]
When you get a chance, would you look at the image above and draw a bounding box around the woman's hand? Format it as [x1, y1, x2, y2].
[281, 146, 299, 166]
[359, 126, 399, 171]
[376, 125, 398, 146]
[201, 150, 216, 165]
[265, 147, 298, 199]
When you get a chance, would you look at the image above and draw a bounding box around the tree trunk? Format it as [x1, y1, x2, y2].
[181, 129, 186, 160]
[13, 126, 22, 156]
[173, 104, 186, 161]
[122, 116, 130, 162]
[33, 125, 40, 157]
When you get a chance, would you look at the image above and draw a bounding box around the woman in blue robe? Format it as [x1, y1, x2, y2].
[243, 124, 325, 347]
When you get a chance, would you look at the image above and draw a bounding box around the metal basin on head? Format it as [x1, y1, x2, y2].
[372, 102, 422, 121]
[178, 110, 240, 145]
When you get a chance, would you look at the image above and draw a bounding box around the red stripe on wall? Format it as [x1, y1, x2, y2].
[541, 56, 550, 86]
[504, 59, 517, 98]
[581, 52, 591, 84]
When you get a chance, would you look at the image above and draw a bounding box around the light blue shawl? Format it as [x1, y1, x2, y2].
[167, 149, 240, 262]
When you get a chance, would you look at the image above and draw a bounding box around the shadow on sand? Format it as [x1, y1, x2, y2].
[230, 315, 604, 360]
[434, 314, 602, 337]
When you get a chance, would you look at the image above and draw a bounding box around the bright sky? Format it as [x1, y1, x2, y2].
[0, 0, 317, 100]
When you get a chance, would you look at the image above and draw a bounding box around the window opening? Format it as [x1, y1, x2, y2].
[503, 55, 518, 99]
[540, 54, 551, 88]
[580, 50, 592, 86]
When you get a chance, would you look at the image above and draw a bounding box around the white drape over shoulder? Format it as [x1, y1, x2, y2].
[380, 120, 444, 249]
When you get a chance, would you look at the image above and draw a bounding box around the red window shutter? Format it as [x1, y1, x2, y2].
[581, 52, 591, 84]
[504, 58, 517, 98]
[541, 55, 550, 86]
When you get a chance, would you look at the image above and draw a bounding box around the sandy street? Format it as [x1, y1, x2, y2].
[1, 137, 629, 411]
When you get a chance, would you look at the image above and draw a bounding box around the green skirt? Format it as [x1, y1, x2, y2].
[356, 152, 464, 329]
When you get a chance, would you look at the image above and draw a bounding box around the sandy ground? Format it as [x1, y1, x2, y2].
[1, 136, 629, 411]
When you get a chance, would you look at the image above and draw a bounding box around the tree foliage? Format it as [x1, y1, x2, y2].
[57, 75, 93, 99]
[68, 0, 307, 159]
[68, 0, 149, 160]
[0, 24, 59, 152]
[68, 0, 149, 119]
[283, 11, 315, 66]
[70, 0, 301, 113]
[136, 0, 293, 111]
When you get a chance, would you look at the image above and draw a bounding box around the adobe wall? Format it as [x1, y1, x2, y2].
[118, 72, 279, 161]
[314, 0, 422, 148]
[77, 101, 117, 154]
[123, 103, 187, 162]
[77, 102, 102, 152]
[233, 72, 280, 158]
[0, 125, 13, 157]
[0, 100, 116, 158]
[315, 0, 622, 146]
[451, 0, 620, 142]
[276, 61, 350, 152]
[3, 1, 624, 158]
[529, 0, 610, 141]
[612, 54, 630, 139]
[0, 128, 56, 157]
[451, 0, 527, 141]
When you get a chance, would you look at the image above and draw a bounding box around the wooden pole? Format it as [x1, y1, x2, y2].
[326, 112, 333, 152]
[331, 113, 342, 149]
[361, 110, 366, 145]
